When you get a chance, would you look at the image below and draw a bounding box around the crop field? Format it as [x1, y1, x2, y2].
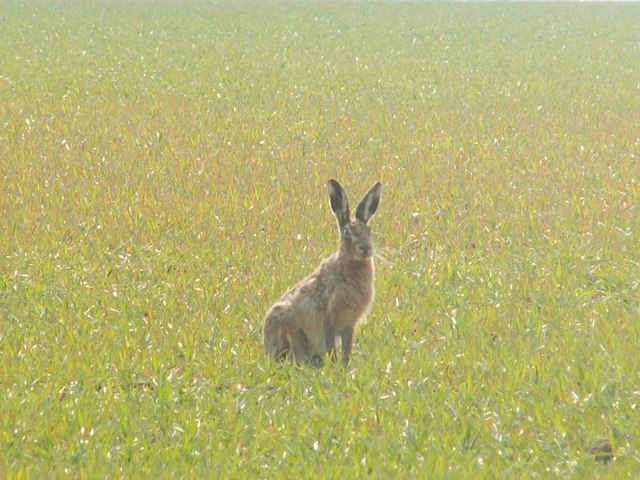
[1, 0, 639, 477]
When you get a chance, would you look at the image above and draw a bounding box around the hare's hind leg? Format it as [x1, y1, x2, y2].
[264, 320, 290, 361]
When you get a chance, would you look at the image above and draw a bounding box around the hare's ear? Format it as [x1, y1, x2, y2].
[327, 179, 350, 229]
[355, 181, 382, 224]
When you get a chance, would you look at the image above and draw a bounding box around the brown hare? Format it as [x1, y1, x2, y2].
[263, 179, 382, 365]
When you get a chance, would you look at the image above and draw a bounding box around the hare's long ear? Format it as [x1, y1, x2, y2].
[328, 179, 350, 229]
[355, 181, 382, 224]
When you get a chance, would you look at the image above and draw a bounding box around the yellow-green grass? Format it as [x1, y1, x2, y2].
[1, 1, 639, 477]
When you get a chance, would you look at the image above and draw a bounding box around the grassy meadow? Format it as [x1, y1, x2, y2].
[1, 0, 639, 477]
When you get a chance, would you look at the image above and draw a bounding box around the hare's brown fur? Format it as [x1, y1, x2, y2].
[263, 179, 382, 365]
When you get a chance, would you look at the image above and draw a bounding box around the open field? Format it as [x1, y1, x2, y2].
[1, 0, 639, 477]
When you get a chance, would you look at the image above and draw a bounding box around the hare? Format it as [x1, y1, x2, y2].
[263, 179, 382, 365]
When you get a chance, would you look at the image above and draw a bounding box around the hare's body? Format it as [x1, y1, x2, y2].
[264, 253, 374, 361]
[263, 179, 382, 365]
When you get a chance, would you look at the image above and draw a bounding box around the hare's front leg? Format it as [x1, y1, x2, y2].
[341, 326, 354, 365]
[324, 323, 338, 362]
[286, 328, 309, 364]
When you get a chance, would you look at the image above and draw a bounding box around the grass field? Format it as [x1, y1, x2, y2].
[1, 0, 639, 477]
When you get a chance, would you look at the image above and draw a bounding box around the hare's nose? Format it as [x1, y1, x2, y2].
[359, 245, 372, 256]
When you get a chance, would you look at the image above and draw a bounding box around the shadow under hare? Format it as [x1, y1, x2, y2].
[263, 179, 382, 365]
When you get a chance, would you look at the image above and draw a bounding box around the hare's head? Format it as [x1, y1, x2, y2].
[327, 179, 382, 261]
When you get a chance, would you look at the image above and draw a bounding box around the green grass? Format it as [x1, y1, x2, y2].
[1, 0, 639, 477]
